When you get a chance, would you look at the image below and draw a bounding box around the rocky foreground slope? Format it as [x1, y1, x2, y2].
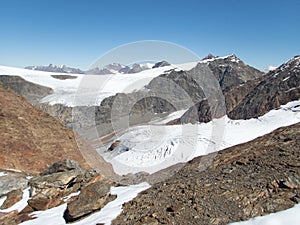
[112, 122, 300, 225]
[0, 83, 113, 175]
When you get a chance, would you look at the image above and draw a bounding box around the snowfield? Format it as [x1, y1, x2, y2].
[0, 65, 175, 106]
[103, 100, 300, 175]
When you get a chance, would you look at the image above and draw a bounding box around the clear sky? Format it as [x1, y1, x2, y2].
[0, 0, 299, 70]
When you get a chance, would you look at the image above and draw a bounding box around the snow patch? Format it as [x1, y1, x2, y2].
[0, 172, 7, 177]
[20, 182, 150, 225]
[0, 187, 30, 213]
[282, 76, 290, 81]
[61, 191, 80, 202]
[229, 203, 300, 225]
[150, 109, 188, 125]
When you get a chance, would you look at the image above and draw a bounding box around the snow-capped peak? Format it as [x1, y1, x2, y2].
[199, 53, 241, 64]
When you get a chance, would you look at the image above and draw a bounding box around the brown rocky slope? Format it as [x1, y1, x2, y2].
[113, 122, 300, 225]
[0, 82, 113, 175]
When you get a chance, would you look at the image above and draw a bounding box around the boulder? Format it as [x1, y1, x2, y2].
[64, 181, 116, 222]
[0, 189, 23, 209]
[0, 171, 28, 196]
[41, 159, 84, 175]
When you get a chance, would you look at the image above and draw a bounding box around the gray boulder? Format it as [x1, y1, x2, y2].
[63, 181, 116, 222]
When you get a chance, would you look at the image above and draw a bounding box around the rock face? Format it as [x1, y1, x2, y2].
[229, 55, 300, 119]
[112, 122, 300, 225]
[0, 75, 53, 104]
[179, 55, 263, 123]
[205, 54, 263, 91]
[180, 55, 300, 124]
[64, 181, 116, 222]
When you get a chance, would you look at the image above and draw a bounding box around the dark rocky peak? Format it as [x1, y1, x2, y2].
[202, 53, 217, 60]
[201, 53, 241, 64]
[178, 55, 264, 124]
[152, 61, 171, 68]
[194, 54, 263, 91]
[274, 55, 300, 73]
[228, 55, 300, 120]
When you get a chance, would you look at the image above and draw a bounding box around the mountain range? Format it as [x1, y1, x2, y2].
[24, 61, 169, 75]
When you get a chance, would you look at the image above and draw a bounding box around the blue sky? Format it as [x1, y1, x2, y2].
[0, 0, 299, 70]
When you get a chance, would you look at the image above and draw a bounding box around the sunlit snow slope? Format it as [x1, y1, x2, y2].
[103, 100, 300, 175]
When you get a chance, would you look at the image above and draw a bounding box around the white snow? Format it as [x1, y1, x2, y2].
[150, 109, 188, 125]
[282, 76, 290, 81]
[0, 196, 7, 207]
[0, 65, 175, 107]
[267, 65, 277, 71]
[175, 54, 238, 71]
[103, 100, 300, 175]
[229, 203, 300, 225]
[0, 172, 7, 177]
[0, 187, 30, 213]
[19, 182, 150, 225]
[61, 191, 80, 202]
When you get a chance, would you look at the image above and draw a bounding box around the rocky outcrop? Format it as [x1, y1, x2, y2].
[51, 75, 77, 80]
[229, 55, 300, 119]
[152, 61, 170, 68]
[112, 122, 300, 225]
[28, 160, 98, 211]
[64, 181, 116, 222]
[0, 160, 117, 225]
[0, 75, 53, 104]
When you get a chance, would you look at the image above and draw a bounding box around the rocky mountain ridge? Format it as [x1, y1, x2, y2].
[179, 55, 300, 123]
